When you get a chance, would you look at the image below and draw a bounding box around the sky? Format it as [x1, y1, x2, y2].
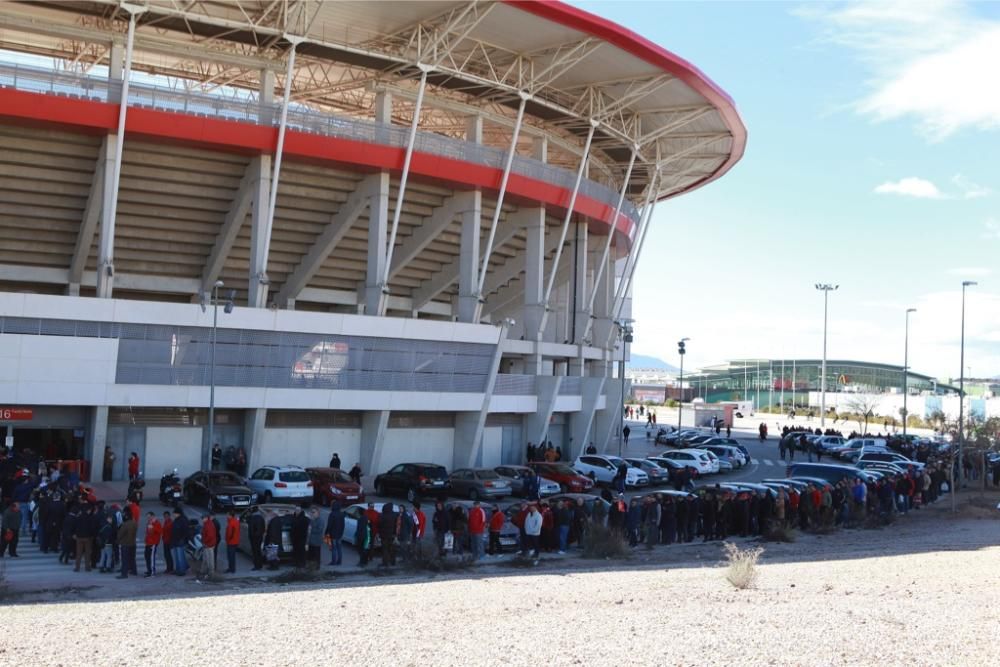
[579, 0, 1000, 380]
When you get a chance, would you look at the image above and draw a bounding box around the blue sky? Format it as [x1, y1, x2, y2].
[580, 0, 1000, 379]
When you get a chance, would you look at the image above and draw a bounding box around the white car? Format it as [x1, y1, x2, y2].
[703, 445, 746, 468]
[246, 465, 314, 504]
[573, 455, 649, 487]
[659, 449, 715, 475]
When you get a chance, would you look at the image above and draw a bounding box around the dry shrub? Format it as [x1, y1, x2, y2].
[582, 523, 631, 560]
[762, 524, 797, 543]
[722, 542, 763, 590]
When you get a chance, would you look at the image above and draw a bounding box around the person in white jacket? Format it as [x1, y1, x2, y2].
[523, 505, 543, 558]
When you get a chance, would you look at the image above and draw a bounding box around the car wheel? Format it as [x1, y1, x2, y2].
[406, 488, 417, 503]
[263, 491, 273, 504]
[469, 489, 479, 501]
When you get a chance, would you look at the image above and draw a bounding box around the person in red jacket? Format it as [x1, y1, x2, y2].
[224, 510, 240, 574]
[412, 502, 427, 559]
[143, 511, 162, 577]
[199, 512, 218, 579]
[467, 501, 487, 560]
[127, 452, 140, 481]
[487, 506, 506, 556]
[161, 511, 174, 574]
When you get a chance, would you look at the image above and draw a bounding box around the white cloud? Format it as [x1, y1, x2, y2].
[946, 267, 993, 278]
[984, 218, 1000, 240]
[801, 2, 1000, 140]
[952, 173, 992, 199]
[874, 177, 945, 199]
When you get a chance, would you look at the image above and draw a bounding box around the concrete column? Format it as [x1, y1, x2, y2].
[374, 90, 392, 124]
[247, 154, 273, 307]
[593, 371, 624, 454]
[521, 207, 546, 341]
[86, 406, 109, 483]
[457, 191, 482, 323]
[525, 376, 563, 448]
[572, 222, 589, 345]
[96, 45, 124, 299]
[243, 408, 267, 476]
[532, 136, 547, 163]
[360, 410, 390, 491]
[466, 115, 483, 144]
[591, 246, 616, 351]
[568, 377, 606, 460]
[363, 172, 390, 314]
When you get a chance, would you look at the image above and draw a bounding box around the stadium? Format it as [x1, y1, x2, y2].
[0, 1, 744, 481]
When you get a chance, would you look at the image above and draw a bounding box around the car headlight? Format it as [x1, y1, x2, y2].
[250, 493, 258, 502]
[330, 485, 342, 494]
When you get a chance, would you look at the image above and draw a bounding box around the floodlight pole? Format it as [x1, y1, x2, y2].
[815, 284, 839, 428]
[902, 308, 916, 436]
[955, 281, 976, 507]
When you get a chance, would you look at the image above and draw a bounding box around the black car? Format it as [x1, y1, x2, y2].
[785, 463, 871, 486]
[182, 470, 258, 512]
[373, 462, 451, 502]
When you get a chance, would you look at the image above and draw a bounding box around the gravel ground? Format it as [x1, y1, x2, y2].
[2, 503, 999, 666]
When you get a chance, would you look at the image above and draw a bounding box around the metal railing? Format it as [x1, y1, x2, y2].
[0, 61, 638, 222]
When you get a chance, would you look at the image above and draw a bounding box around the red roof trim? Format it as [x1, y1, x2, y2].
[503, 0, 746, 199]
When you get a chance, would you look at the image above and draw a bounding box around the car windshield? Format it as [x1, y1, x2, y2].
[278, 471, 310, 482]
[209, 473, 242, 485]
[329, 470, 353, 483]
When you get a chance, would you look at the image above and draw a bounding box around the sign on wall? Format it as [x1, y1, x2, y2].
[0, 408, 33, 421]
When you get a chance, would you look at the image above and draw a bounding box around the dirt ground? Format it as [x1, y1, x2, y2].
[1, 493, 999, 666]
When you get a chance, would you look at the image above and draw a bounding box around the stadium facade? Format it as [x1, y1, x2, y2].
[0, 1, 744, 481]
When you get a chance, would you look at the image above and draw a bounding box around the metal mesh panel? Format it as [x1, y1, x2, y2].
[265, 410, 362, 428]
[559, 377, 583, 395]
[493, 374, 537, 395]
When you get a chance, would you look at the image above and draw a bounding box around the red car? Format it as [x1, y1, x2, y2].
[526, 463, 594, 493]
[306, 467, 365, 506]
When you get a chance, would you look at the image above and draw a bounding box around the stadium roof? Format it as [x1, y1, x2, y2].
[0, 0, 745, 206]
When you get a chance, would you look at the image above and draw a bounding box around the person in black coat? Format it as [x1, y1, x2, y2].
[169, 508, 189, 575]
[265, 513, 284, 570]
[248, 506, 266, 570]
[329, 453, 341, 469]
[290, 509, 310, 568]
[324, 503, 345, 566]
[355, 512, 371, 566]
[432, 500, 450, 556]
[379, 502, 398, 566]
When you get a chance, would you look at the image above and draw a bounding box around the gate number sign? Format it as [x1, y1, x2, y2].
[0, 408, 33, 421]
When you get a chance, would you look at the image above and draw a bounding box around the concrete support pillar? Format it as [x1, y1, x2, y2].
[374, 90, 392, 124]
[86, 406, 109, 483]
[452, 323, 506, 468]
[243, 408, 267, 476]
[591, 246, 616, 353]
[532, 136, 547, 163]
[96, 45, 124, 299]
[525, 376, 563, 448]
[363, 172, 390, 314]
[360, 410, 390, 491]
[248, 154, 273, 307]
[457, 191, 482, 323]
[593, 372, 625, 454]
[568, 377, 606, 460]
[465, 115, 483, 144]
[520, 207, 546, 342]
[572, 221, 589, 345]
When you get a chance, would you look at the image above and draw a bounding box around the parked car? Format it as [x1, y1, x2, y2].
[449, 468, 511, 500]
[836, 438, 889, 461]
[305, 467, 365, 506]
[683, 434, 715, 447]
[237, 504, 295, 560]
[761, 478, 811, 492]
[374, 462, 451, 502]
[646, 456, 701, 483]
[703, 445, 746, 469]
[526, 463, 594, 493]
[573, 455, 648, 487]
[657, 449, 715, 476]
[182, 470, 257, 511]
[246, 465, 314, 505]
[785, 462, 872, 486]
[857, 450, 924, 472]
[855, 460, 907, 477]
[813, 435, 846, 453]
[658, 429, 699, 446]
[623, 458, 670, 485]
[494, 465, 560, 498]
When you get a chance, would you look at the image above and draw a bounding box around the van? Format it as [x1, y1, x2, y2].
[785, 462, 871, 486]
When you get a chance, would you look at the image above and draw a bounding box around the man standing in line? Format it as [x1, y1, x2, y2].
[211, 443, 223, 470]
[307, 507, 324, 570]
[523, 505, 542, 559]
[103, 447, 116, 482]
[325, 501, 344, 566]
[248, 506, 265, 571]
[2, 501, 23, 557]
[413, 502, 427, 559]
[487, 505, 505, 556]
[161, 511, 174, 574]
[623, 424, 631, 447]
[379, 502, 398, 567]
[432, 500, 449, 557]
[291, 508, 309, 569]
[224, 510, 240, 574]
[467, 500, 486, 561]
[169, 508, 189, 576]
[73, 505, 97, 572]
[199, 511, 218, 580]
[115, 510, 137, 579]
[142, 511, 162, 577]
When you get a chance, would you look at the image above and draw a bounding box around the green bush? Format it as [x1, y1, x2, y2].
[581, 523, 631, 560]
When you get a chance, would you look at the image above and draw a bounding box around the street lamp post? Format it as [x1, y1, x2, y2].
[815, 284, 839, 428]
[616, 320, 634, 457]
[677, 338, 689, 432]
[902, 308, 916, 436]
[956, 281, 976, 497]
[203, 280, 234, 467]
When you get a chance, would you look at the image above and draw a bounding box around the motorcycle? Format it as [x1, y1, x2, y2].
[127, 474, 145, 502]
[159, 469, 183, 507]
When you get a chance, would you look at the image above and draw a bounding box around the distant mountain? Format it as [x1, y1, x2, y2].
[628, 354, 679, 373]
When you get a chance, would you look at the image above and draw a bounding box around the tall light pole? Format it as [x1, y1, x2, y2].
[815, 284, 839, 428]
[956, 281, 976, 494]
[677, 338, 689, 432]
[616, 320, 633, 456]
[203, 280, 234, 468]
[902, 308, 916, 436]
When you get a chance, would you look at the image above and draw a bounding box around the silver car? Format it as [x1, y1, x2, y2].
[494, 465, 560, 497]
[449, 468, 511, 500]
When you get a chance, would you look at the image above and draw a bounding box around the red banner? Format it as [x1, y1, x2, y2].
[0, 408, 33, 421]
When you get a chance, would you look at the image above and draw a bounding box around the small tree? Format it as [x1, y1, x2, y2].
[844, 395, 881, 434]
